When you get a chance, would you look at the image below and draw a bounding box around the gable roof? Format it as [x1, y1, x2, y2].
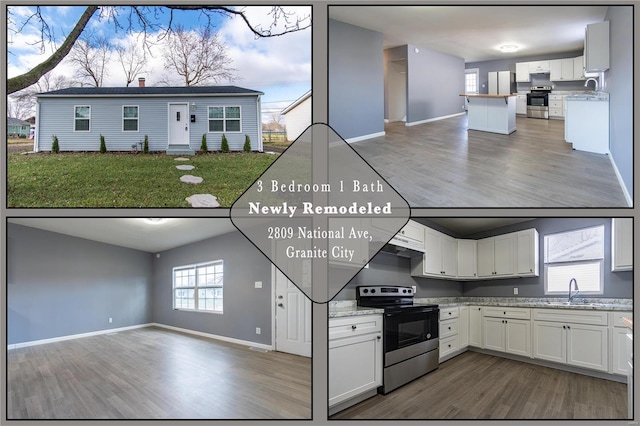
[8, 117, 31, 126]
[281, 90, 311, 114]
[37, 85, 263, 97]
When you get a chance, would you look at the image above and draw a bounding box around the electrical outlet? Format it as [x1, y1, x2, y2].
[255, 327, 261, 335]
[109, 317, 113, 323]
[513, 288, 519, 295]
[412, 285, 417, 294]
[255, 281, 262, 289]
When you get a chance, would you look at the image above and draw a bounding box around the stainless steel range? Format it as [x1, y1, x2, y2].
[526, 85, 552, 119]
[356, 286, 439, 394]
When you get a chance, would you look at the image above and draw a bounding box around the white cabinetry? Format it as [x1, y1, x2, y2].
[515, 228, 539, 276]
[458, 306, 469, 349]
[548, 94, 565, 120]
[532, 309, 608, 372]
[565, 97, 609, 154]
[585, 21, 610, 72]
[612, 218, 633, 271]
[424, 227, 457, 278]
[469, 306, 483, 347]
[396, 220, 425, 247]
[515, 62, 530, 82]
[477, 234, 515, 278]
[550, 58, 574, 81]
[516, 94, 527, 115]
[457, 240, 477, 279]
[573, 56, 586, 80]
[483, 307, 532, 357]
[528, 60, 550, 73]
[611, 312, 633, 375]
[439, 306, 459, 360]
[329, 315, 382, 412]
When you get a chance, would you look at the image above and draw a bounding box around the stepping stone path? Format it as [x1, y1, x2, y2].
[186, 194, 220, 207]
[180, 175, 204, 184]
[173, 157, 219, 207]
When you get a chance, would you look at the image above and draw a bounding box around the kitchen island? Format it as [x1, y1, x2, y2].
[460, 94, 517, 134]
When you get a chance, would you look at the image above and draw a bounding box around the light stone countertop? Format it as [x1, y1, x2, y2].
[329, 297, 632, 318]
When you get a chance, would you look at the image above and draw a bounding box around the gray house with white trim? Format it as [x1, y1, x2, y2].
[35, 82, 264, 154]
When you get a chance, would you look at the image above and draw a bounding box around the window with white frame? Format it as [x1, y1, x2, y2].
[208, 106, 241, 132]
[544, 225, 604, 295]
[74, 106, 91, 131]
[465, 69, 479, 94]
[122, 106, 139, 131]
[173, 260, 224, 312]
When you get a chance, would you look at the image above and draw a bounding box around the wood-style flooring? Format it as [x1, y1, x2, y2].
[7, 327, 311, 419]
[331, 351, 627, 420]
[351, 116, 628, 207]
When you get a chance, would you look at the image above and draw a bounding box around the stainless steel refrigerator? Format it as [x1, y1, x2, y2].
[488, 71, 515, 95]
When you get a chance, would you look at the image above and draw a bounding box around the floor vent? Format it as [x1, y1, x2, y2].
[249, 347, 269, 353]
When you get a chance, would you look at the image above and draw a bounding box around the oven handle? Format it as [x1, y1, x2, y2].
[384, 307, 439, 317]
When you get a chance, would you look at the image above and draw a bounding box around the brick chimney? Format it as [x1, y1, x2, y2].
[138, 77, 146, 87]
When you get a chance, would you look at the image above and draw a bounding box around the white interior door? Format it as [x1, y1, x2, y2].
[168, 103, 189, 145]
[275, 267, 311, 357]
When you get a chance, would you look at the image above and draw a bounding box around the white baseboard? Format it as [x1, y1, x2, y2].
[405, 112, 466, 127]
[608, 151, 633, 207]
[7, 323, 153, 350]
[151, 323, 273, 351]
[345, 131, 386, 144]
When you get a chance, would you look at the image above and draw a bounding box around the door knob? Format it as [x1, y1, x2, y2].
[277, 303, 284, 308]
[277, 295, 283, 299]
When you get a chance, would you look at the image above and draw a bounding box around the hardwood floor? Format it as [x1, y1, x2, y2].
[350, 116, 628, 207]
[7, 327, 311, 419]
[331, 351, 627, 420]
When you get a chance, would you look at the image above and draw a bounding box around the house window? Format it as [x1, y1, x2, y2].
[208, 106, 241, 133]
[173, 260, 224, 313]
[123, 106, 139, 132]
[544, 225, 604, 295]
[74, 106, 91, 131]
[465, 68, 479, 94]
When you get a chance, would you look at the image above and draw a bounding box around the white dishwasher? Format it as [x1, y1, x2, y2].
[565, 93, 609, 154]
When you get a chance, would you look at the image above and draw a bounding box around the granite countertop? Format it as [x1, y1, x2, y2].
[329, 297, 632, 318]
[459, 94, 516, 98]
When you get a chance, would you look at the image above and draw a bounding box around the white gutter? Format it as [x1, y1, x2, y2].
[257, 95, 263, 152]
[34, 99, 40, 152]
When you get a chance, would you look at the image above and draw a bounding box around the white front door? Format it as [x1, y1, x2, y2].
[275, 267, 312, 357]
[168, 103, 189, 145]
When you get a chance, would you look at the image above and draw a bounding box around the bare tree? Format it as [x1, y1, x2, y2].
[8, 6, 311, 94]
[9, 71, 70, 119]
[162, 25, 235, 86]
[115, 37, 148, 86]
[68, 33, 112, 87]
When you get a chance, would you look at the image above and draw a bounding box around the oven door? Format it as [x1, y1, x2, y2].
[383, 307, 439, 367]
[527, 93, 548, 106]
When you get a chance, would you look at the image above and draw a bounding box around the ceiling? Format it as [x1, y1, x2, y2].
[329, 5, 609, 62]
[8, 218, 237, 252]
[427, 218, 535, 236]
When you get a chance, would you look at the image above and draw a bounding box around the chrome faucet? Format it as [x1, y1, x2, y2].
[585, 78, 599, 91]
[568, 278, 580, 303]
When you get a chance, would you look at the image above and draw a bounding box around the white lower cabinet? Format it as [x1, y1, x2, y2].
[439, 306, 460, 361]
[458, 306, 469, 349]
[612, 312, 633, 375]
[532, 309, 609, 372]
[483, 316, 532, 357]
[329, 315, 382, 411]
[469, 306, 483, 347]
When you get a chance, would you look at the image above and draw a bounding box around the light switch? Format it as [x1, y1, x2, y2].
[255, 281, 262, 289]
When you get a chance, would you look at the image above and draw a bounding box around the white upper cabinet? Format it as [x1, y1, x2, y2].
[478, 234, 515, 278]
[421, 227, 457, 278]
[397, 220, 425, 246]
[550, 58, 574, 81]
[573, 56, 586, 80]
[528, 60, 550, 73]
[457, 240, 477, 279]
[515, 229, 540, 276]
[585, 21, 610, 72]
[515, 62, 530, 82]
[612, 218, 633, 271]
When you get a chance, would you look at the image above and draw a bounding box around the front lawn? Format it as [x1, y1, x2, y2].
[7, 152, 277, 207]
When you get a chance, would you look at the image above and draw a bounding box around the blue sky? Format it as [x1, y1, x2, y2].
[7, 5, 311, 123]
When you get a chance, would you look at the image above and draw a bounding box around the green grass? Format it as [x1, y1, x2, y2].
[7, 152, 278, 207]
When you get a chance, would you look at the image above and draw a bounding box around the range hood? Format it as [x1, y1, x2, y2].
[380, 234, 425, 258]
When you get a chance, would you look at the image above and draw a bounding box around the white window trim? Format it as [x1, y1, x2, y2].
[543, 225, 605, 296]
[122, 105, 139, 132]
[465, 68, 480, 94]
[207, 105, 242, 133]
[172, 259, 224, 314]
[74, 105, 91, 132]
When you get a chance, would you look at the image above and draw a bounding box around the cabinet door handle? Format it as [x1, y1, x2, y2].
[567, 325, 571, 329]
[448, 326, 452, 330]
[377, 335, 381, 340]
[563, 325, 566, 329]
[351, 325, 357, 330]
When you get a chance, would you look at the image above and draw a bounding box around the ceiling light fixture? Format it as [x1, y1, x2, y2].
[499, 44, 519, 53]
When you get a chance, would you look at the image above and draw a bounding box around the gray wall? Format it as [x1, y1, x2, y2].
[332, 218, 632, 301]
[406, 44, 465, 122]
[604, 6, 633, 201]
[329, 19, 385, 140]
[7, 224, 153, 345]
[152, 231, 273, 345]
[462, 218, 632, 298]
[466, 50, 588, 94]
